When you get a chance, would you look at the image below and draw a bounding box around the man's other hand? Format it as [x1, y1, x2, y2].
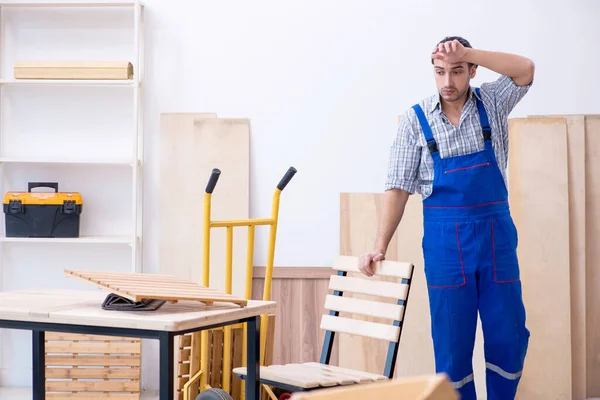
[358, 250, 385, 277]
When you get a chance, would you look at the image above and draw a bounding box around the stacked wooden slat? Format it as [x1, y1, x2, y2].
[63, 269, 248, 307]
[44, 332, 141, 399]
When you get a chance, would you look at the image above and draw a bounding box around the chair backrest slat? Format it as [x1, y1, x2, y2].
[320, 314, 399, 342]
[333, 255, 413, 279]
[324, 294, 404, 321]
[328, 274, 409, 300]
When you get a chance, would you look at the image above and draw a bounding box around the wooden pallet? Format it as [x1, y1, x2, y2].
[175, 315, 276, 400]
[45, 332, 142, 399]
[64, 270, 248, 307]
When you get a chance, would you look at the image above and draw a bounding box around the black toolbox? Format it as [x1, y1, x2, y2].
[3, 182, 82, 238]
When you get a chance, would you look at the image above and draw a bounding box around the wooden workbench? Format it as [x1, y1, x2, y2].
[0, 289, 276, 400]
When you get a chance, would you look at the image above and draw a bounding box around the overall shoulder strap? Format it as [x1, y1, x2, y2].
[412, 104, 438, 153]
[474, 87, 492, 141]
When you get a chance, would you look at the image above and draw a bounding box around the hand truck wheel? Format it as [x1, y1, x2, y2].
[195, 388, 233, 400]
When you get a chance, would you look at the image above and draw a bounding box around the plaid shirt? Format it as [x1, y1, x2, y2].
[385, 75, 532, 199]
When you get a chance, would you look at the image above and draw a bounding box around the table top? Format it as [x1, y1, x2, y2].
[0, 289, 276, 332]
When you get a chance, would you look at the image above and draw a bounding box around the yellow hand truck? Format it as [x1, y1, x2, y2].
[182, 166, 297, 400]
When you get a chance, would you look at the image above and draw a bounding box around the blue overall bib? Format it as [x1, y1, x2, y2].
[412, 88, 529, 400]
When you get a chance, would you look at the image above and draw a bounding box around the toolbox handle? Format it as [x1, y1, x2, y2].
[277, 166, 297, 191]
[28, 182, 58, 193]
[205, 169, 221, 194]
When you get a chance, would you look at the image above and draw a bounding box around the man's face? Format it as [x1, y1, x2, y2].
[433, 59, 476, 103]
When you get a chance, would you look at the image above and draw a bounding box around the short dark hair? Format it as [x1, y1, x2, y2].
[431, 36, 475, 68]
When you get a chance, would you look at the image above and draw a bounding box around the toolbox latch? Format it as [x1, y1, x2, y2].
[62, 200, 77, 214]
[8, 200, 23, 214]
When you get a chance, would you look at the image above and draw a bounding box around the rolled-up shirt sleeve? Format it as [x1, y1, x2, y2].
[385, 112, 421, 193]
[482, 74, 532, 117]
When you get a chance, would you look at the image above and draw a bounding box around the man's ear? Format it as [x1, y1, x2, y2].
[470, 64, 477, 79]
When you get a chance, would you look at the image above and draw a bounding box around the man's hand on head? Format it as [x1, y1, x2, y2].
[432, 39, 470, 64]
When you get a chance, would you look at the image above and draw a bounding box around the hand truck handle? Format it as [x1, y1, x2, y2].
[205, 168, 221, 194]
[277, 166, 297, 191]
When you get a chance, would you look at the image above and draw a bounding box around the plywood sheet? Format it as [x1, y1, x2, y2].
[338, 192, 487, 397]
[338, 193, 435, 377]
[528, 114, 587, 399]
[159, 114, 250, 298]
[507, 118, 572, 399]
[585, 116, 600, 397]
[159, 112, 217, 283]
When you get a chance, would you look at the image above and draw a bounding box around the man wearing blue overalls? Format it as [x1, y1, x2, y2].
[359, 36, 535, 399]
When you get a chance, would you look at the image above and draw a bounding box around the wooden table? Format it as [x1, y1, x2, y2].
[0, 289, 276, 400]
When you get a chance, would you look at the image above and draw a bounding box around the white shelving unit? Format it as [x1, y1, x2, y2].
[0, 0, 145, 386]
[0, 0, 145, 270]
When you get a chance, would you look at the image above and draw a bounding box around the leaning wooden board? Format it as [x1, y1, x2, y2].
[159, 113, 250, 397]
[159, 113, 217, 283]
[339, 192, 490, 398]
[338, 193, 435, 376]
[585, 116, 600, 397]
[527, 114, 587, 399]
[508, 117, 572, 399]
[158, 114, 250, 298]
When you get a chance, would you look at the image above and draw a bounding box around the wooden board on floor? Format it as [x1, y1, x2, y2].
[338, 193, 436, 379]
[158, 114, 250, 298]
[585, 116, 600, 397]
[289, 373, 458, 400]
[508, 117, 572, 399]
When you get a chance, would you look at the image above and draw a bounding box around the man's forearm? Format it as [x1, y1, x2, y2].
[374, 189, 410, 254]
[464, 48, 535, 86]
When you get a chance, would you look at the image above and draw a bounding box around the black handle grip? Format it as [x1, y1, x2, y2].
[28, 182, 58, 193]
[277, 166, 297, 191]
[205, 168, 221, 193]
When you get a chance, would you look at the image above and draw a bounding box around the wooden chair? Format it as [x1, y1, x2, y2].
[232, 255, 414, 398]
[289, 373, 458, 400]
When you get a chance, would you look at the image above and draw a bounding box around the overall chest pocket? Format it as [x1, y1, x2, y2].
[443, 161, 491, 175]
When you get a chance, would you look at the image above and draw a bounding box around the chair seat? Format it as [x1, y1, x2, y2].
[232, 362, 388, 389]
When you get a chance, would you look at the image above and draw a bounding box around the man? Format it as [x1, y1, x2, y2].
[358, 36, 534, 400]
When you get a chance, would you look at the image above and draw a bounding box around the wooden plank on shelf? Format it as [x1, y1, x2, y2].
[508, 117, 572, 399]
[14, 61, 134, 80]
[158, 114, 250, 299]
[585, 115, 600, 397]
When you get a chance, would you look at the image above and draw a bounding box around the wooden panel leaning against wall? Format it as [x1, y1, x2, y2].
[252, 266, 339, 366]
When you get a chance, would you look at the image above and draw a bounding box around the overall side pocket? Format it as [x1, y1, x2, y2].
[422, 220, 467, 288]
[491, 215, 520, 283]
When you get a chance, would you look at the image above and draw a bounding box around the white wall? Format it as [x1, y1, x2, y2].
[0, 0, 598, 392]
